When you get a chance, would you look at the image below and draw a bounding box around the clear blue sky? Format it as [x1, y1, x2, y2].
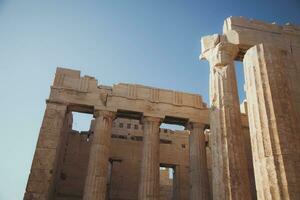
[0, 0, 299, 199]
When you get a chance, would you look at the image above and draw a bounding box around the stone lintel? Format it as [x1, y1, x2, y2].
[222, 16, 300, 55]
[223, 16, 300, 35]
[201, 17, 300, 61]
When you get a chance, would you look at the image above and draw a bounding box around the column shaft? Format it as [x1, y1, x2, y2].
[244, 44, 300, 200]
[202, 41, 252, 200]
[83, 110, 114, 200]
[189, 123, 210, 200]
[138, 117, 161, 200]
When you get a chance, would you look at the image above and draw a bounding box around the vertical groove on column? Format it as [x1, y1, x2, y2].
[83, 111, 114, 200]
[189, 123, 210, 200]
[138, 117, 160, 200]
[202, 41, 252, 200]
[244, 44, 300, 200]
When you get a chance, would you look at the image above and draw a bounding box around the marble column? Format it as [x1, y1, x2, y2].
[138, 116, 161, 200]
[201, 41, 252, 200]
[188, 122, 210, 200]
[244, 44, 300, 200]
[83, 110, 115, 200]
[24, 102, 67, 200]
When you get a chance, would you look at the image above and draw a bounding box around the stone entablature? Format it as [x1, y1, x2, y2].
[223, 16, 300, 33]
[50, 67, 209, 124]
[112, 83, 205, 108]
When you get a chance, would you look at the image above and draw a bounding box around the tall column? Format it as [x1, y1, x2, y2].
[138, 116, 161, 200]
[201, 40, 252, 200]
[24, 102, 67, 200]
[244, 44, 300, 200]
[83, 110, 115, 200]
[188, 122, 210, 200]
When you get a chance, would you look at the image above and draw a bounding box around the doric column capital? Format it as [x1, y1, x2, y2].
[201, 42, 239, 68]
[94, 110, 116, 119]
[186, 122, 206, 131]
[142, 116, 162, 124]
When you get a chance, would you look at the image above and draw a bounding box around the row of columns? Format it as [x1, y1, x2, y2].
[82, 111, 210, 200]
[26, 102, 210, 199]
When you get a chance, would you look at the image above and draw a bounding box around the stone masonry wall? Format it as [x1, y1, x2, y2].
[54, 117, 191, 200]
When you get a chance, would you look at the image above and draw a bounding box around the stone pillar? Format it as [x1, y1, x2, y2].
[24, 102, 67, 200]
[138, 116, 161, 200]
[83, 110, 115, 200]
[244, 44, 300, 200]
[188, 122, 210, 200]
[201, 40, 252, 200]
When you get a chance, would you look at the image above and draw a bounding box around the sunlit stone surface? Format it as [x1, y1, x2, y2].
[24, 16, 300, 200]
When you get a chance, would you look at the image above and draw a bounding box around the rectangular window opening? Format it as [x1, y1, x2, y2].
[160, 123, 185, 132]
[71, 112, 93, 132]
[160, 165, 175, 199]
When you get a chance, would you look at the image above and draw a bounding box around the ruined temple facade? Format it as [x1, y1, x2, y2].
[24, 17, 299, 200]
[23, 67, 215, 200]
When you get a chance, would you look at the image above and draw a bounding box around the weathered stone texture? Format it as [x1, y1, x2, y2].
[25, 16, 300, 200]
[201, 40, 252, 200]
[24, 102, 67, 200]
[188, 123, 210, 200]
[83, 111, 115, 200]
[202, 16, 300, 200]
[159, 169, 173, 200]
[25, 66, 251, 200]
[138, 117, 161, 200]
[53, 117, 193, 200]
[244, 44, 300, 199]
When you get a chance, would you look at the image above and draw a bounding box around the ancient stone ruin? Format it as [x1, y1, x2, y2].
[200, 16, 300, 200]
[24, 16, 300, 200]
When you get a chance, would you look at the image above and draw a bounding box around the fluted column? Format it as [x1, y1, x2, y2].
[83, 110, 115, 200]
[188, 122, 210, 200]
[201, 40, 252, 200]
[244, 44, 300, 199]
[138, 116, 161, 200]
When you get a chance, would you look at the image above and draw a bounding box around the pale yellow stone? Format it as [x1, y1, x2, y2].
[25, 16, 300, 200]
